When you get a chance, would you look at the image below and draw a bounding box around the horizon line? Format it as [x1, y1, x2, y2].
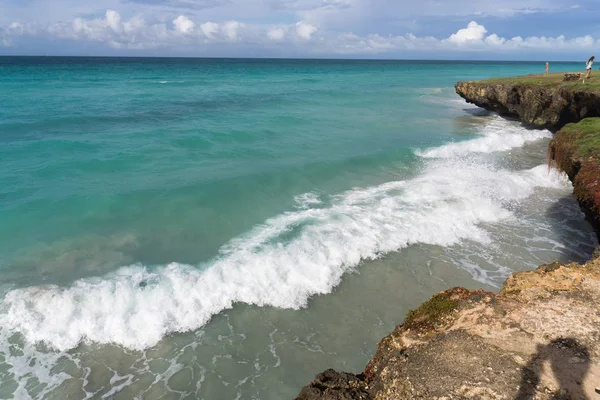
[0, 55, 584, 63]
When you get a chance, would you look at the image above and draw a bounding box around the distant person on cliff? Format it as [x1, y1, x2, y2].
[545, 62, 549, 75]
[584, 56, 595, 82]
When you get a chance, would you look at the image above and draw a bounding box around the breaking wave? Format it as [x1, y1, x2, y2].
[0, 117, 570, 352]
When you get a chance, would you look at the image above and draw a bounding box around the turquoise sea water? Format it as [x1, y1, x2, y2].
[0, 58, 597, 398]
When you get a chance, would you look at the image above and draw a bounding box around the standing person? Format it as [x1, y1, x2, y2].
[584, 56, 595, 82]
[545, 62, 549, 75]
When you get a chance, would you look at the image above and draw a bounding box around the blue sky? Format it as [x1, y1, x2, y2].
[1, 0, 599, 59]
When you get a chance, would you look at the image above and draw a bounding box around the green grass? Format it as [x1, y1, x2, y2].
[403, 289, 464, 333]
[474, 72, 600, 94]
[558, 118, 600, 159]
[553, 119, 600, 213]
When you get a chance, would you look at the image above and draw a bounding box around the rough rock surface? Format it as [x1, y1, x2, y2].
[548, 118, 600, 239]
[295, 258, 600, 399]
[563, 73, 582, 82]
[454, 81, 600, 131]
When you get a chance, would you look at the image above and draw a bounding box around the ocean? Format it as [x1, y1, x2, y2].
[0, 57, 597, 399]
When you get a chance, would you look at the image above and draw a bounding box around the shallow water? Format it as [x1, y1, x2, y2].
[0, 58, 596, 399]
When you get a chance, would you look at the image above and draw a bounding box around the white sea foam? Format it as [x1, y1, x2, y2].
[417, 116, 552, 158]
[0, 118, 570, 353]
[294, 192, 323, 209]
[0, 336, 75, 399]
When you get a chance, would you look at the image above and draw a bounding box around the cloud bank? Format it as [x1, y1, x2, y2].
[1, 8, 599, 56]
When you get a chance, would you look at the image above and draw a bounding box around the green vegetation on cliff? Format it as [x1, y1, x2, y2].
[403, 287, 487, 333]
[455, 77, 600, 131]
[555, 118, 600, 160]
[477, 72, 600, 93]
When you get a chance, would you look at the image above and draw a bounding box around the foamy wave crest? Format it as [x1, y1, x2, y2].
[0, 165, 569, 351]
[0, 119, 569, 352]
[417, 117, 552, 158]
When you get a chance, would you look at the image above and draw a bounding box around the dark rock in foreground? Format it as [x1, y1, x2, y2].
[296, 370, 370, 400]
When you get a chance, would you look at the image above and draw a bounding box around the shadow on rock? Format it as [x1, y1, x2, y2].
[516, 338, 590, 400]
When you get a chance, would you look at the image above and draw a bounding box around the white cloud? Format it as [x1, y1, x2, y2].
[2, 13, 600, 56]
[485, 34, 505, 46]
[105, 9, 122, 32]
[222, 21, 241, 41]
[295, 20, 317, 40]
[292, 0, 575, 35]
[446, 21, 487, 45]
[267, 26, 286, 41]
[573, 35, 594, 47]
[0, 0, 584, 44]
[124, 16, 146, 34]
[200, 22, 219, 39]
[173, 15, 195, 34]
[8, 22, 23, 31]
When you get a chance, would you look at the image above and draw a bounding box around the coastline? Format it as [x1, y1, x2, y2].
[295, 74, 600, 399]
[6, 60, 593, 399]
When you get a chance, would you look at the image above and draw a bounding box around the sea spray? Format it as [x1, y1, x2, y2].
[417, 117, 553, 158]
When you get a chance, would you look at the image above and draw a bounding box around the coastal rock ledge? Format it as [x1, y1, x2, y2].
[295, 257, 600, 399]
[455, 80, 600, 131]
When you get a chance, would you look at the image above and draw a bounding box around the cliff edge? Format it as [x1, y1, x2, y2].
[455, 74, 600, 131]
[295, 74, 600, 400]
[549, 118, 600, 239]
[296, 257, 600, 399]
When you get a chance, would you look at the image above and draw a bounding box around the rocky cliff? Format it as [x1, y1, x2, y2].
[455, 79, 600, 131]
[296, 258, 600, 400]
[296, 75, 600, 400]
[548, 118, 600, 239]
